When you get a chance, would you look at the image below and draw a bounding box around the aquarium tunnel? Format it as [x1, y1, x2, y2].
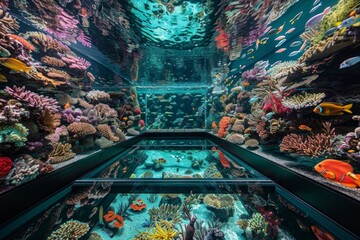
[1, 0, 360, 239]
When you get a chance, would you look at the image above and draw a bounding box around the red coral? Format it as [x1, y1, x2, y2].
[103, 210, 124, 229]
[218, 150, 230, 169]
[0, 157, 12, 178]
[263, 92, 290, 115]
[130, 198, 146, 211]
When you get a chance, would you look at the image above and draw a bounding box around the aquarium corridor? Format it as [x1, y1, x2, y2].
[1, 0, 360, 239]
[0, 132, 360, 240]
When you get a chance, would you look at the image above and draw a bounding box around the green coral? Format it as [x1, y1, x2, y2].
[0, 123, 29, 146]
[148, 204, 182, 225]
[247, 213, 264, 230]
[313, 0, 360, 43]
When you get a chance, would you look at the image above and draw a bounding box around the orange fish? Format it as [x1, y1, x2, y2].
[313, 102, 352, 116]
[64, 102, 71, 109]
[298, 124, 312, 131]
[311, 225, 335, 240]
[242, 81, 249, 87]
[211, 146, 217, 152]
[79, 7, 88, 17]
[314, 159, 360, 188]
[211, 121, 217, 129]
[122, 167, 127, 173]
[277, 22, 286, 34]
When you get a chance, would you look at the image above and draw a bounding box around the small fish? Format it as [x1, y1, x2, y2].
[271, 60, 281, 67]
[242, 81, 249, 87]
[336, 16, 360, 29]
[290, 41, 302, 47]
[247, 48, 254, 54]
[123, 166, 127, 173]
[64, 102, 71, 109]
[313, 0, 320, 5]
[0, 73, 7, 82]
[241, 54, 246, 59]
[249, 96, 259, 104]
[260, 37, 269, 44]
[264, 26, 272, 34]
[277, 22, 285, 34]
[348, 150, 356, 153]
[324, 27, 338, 37]
[266, 28, 278, 36]
[265, 112, 275, 119]
[311, 225, 335, 240]
[310, 2, 322, 13]
[314, 159, 360, 188]
[255, 39, 260, 50]
[289, 51, 300, 57]
[313, 102, 352, 116]
[241, 65, 246, 69]
[305, 7, 331, 29]
[99, 206, 104, 225]
[275, 48, 286, 53]
[248, 56, 254, 60]
[340, 56, 360, 69]
[299, 40, 308, 51]
[275, 39, 286, 47]
[275, 35, 286, 41]
[290, 11, 303, 25]
[0, 58, 32, 73]
[285, 27, 295, 34]
[299, 124, 312, 131]
[349, 8, 360, 17]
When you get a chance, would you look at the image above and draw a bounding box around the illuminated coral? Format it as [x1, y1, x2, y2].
[0, 157, 12, 178]
[148, 204, 181, 225]
[5, 86, 60, 113]
[203, 194, 234, 221]
[280, 122, 336, 158]
[147, 221, 178, 240]
[0, 123, 29, 146]
[47, 220, 89, 240]
[67, 122, 96, 138]
[86, 90, 111, 102]
[41, 56, 66, 67]
[0, 99, 29, 124]
[48, 143, 76, 164]
[24, 31, 71, 53]
[6, 156, 39, 186]
[96, 124, 119, 142]
[282, 92, 326, 109]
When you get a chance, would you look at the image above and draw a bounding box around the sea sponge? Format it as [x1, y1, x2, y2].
[47, 220, 89, 240]
[67, 122, 96, 138]
[203, 194, 235, 221]
[226, 133, 245, 144]
[96, 124, 119, 142]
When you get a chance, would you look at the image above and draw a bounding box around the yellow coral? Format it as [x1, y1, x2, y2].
[147, 221, 178, 240]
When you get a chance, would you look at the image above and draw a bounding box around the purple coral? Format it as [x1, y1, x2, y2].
[76, 30, 92, 48]
[5, 86, 60, 113]
[241, 61, 268, 82]
[62, 108, 88, 123]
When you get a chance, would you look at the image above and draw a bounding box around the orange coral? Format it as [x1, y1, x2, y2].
[67, 122, 96, 138]
[7, 34, 35, 51]
[218, 150, 230, 168]
[130, 198, 146, 211]
[218, 116, 231, 138]
[103, 210, 124, 229]
[211, 121, 217, 129]
[96, 124, 119, 142]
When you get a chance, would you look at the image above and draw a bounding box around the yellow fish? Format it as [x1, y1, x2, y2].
[99, 206, 104, 225]
[0, 73, 7, 82]
[247, 48, 254, 54]
[0, 58, 32, 73]
[313, 102, 353, 116]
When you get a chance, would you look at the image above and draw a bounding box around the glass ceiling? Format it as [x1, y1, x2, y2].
[129, 0, 218, 48]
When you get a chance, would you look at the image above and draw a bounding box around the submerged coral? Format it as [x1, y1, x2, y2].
[47, 220, 89, 240]
[282, 92, 326, 109]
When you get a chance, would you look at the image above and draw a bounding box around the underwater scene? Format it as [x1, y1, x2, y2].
[0, 0, 360, 232]
[9, 176, 340, 240]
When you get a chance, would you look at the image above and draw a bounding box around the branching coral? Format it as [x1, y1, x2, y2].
[48, 143, 76, 164]
[147, 221, 178, 240]
[60, 54, 91, 71]
[24, 31, 71, 53]
[0, 99, 29, 124]
[148, 204, 182, 225]
[282, 92, 326, 109]
[5, 85, 60, 113]
[280, 122, 337, 158]
[67, 122, 96, 138]
[6, 156, 39, 186]
[47, 220, 89, 240]
[0, 10, 19, 33]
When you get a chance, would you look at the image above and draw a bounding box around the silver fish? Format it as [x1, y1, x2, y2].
[339, 56, 360, 69]
[275, 39, 286, 47]
[313, 0, 320, 5]
[324, 27, 338, 37]
[289, 51, 300, 57]
[310, 3, 321, 13]
[290, 41, 302, 47]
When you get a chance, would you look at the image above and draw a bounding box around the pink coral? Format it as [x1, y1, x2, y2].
[76, 30, 92, 47]
[0, 99, 30, 123]
[5, 86, 60, 113]
[60, 54, 91, 71]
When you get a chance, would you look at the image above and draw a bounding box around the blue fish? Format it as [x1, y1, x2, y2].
[310, 3, 322, 13]
[249, 96, 260, 104]
[339, 56, 360, 69]
[324, 27, 338, 37]
[337, 16, 360, 29]
[265, 112, 276, 119]
[275, 39, 286, 47]
[290, 41, 302, 47]
[289, 51, 300, 57]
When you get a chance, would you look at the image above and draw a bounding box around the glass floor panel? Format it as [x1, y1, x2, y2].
[84, 138, 264, 179]
[5, 180, 354, 240]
